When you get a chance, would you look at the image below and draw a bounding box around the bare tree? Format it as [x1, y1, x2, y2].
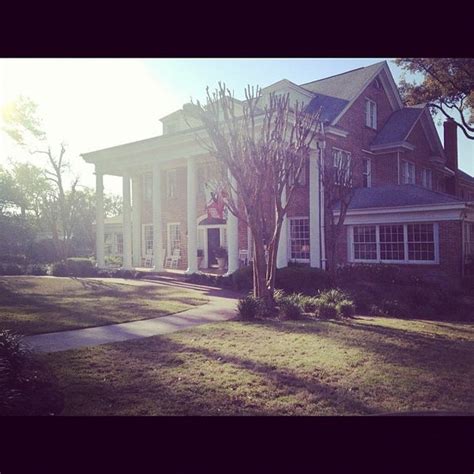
[1, 97, 80, 259]
[320, 148, 354, 279]
[188, 83, 323, 306]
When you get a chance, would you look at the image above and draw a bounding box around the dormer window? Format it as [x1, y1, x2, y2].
[365, 98, 377, 130]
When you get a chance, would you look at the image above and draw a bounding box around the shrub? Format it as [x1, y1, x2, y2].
[231, 265, 254, 291]
[369, 299, 410, 318]
[237, 295, 263, 320]
[336, 299, 355, 318]
[317, 288, 349, 305]
[65, 258, 97, 277]
[0, 255, 27, 265]
[276, 264, 333, 294]
[105, 255, 123, 267]
[51, 262, 69, 277]
[0, 264, 24, 275]
[27, 264, 47, 276]
[278, 297, 303, 320]
[0, 330, 28, 373]
[316, 301, 338, 319]
[273, 288, 286, 304]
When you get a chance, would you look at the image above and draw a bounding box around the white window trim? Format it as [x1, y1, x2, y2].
[365, 98, 377, 130]
[288, 216, 310, 263]
[400, 159, 416, 185]
[363, 157, 372, 188]
[142, 224, 153, 257]
[332, 148, 352, 185]
[166, 169, 177, 199]
[348, 223, 439, 265]
[167, 222, 181, 256]
[422, 167, 433, 190]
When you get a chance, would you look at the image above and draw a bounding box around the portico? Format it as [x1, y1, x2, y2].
[84, 133, 324, 275]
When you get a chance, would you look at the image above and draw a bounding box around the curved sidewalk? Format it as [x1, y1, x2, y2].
[24, 279, 239, 353]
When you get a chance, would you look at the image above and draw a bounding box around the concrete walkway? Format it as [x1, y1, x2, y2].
[23, 278, 239, 353]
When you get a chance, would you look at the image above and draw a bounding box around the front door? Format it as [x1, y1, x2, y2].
[207, 228, 220, 267]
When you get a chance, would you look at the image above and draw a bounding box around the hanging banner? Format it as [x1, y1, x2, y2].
[204, 180, 229, 220]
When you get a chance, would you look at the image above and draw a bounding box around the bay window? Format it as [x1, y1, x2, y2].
[350, 223, 438, 264]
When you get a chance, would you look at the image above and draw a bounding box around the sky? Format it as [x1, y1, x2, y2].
[0, 58, 473, 196]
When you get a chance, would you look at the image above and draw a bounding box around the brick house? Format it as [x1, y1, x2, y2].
[82, 61, 474, 282]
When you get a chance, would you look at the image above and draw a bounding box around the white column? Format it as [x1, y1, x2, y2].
[95, 171, 105, 268]
[153, 163, 164, 272]
[225, 172, 239, 275]
[122, 173, 133, 269]
[132, 176, 141, 267]
[309, 148, 322, 268]
[185, 157, 198, 274]
[277, 186, 288, 268]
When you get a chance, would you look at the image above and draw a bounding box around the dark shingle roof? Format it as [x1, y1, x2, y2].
[300, 62, 384, 101]
[336, 185, 464, 211]
[371, 106, 424, 146]
[304, 94, 349, 123]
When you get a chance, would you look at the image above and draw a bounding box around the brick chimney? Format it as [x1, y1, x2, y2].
[444, 117, 458, 172]
[444, 117, 459, 195]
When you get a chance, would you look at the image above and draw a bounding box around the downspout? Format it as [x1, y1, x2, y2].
[319, 139, 327, 270]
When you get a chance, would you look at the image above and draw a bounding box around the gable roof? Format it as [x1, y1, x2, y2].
[300, 62, 385, 102]
[371, 106, 425, 146]
[337, 184, 464, 211]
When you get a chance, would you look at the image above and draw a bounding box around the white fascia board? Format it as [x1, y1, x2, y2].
[370, 141, 416, 153]
[334, 203, 465, 225]
[326, 126, 349, 138]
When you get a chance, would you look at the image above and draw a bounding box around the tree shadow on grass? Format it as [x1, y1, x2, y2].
[247, 318, 474, 378]
[100, 335, 380, 416]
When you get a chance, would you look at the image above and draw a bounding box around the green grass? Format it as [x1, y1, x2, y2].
[0, 276, 208, 335]
[43, 316, 474, 415]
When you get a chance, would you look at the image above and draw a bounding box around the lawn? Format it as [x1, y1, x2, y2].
[0, 276, 208, 335]
[43, 315, 474, 415]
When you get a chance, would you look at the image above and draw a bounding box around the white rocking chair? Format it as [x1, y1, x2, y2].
[165, 248, 181, 269]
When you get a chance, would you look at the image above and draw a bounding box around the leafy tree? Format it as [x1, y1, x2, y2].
[104, 193, 123, 218]
[0, 166, 22, 215]
[395, 58, 474, 139]
[190, 83, 322, 306]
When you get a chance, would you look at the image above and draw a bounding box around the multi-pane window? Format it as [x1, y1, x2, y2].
[400, 160, 415, 184]
[407, 224, 435, 261]
[332, 149, 352, 185]
[422, 168, 433, 190]
[353, 225, 377, 260]
[351, 223, 437, 263]
[166, 169, 177, 198]
[379, 225, 404, 261]
[365, 99, 377, 129]
[144, 225, 153, 255]
[143, 173, 153, 201]
[168, 223, 181, 254]
[104, 233, 113, 255]
[115, 233, 123, 255]
[363, 158, 372, 188]
[464, 222, 474, 259]
[289, 218, 310, 261]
